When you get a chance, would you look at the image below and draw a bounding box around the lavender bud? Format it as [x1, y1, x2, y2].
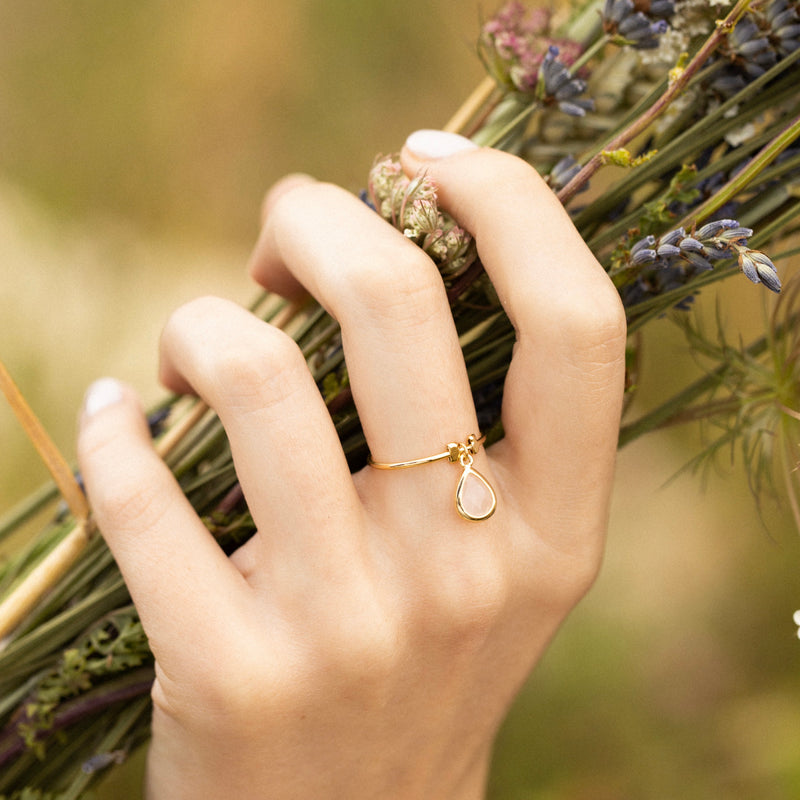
[661, 227, 685, 246]
[649, 0, 675, 16]
[717, 226, 754, 242]
[696, 219, 739, 239]
[603, 0, 634, 26]
[657, 243, 682, 258]
[704, 246, 733, 260]
[632, 248, 657, 265]
[559, 99, 595, 116]
[549, 155, 581, 190]
[750, 251, 782, 292]
[711, 74, 748, 96]
[679, 237, 704, 253]
[602, 0, 672, 49]
[539, 46, 594, 116]
[739, 252, 760, 284]
[631, 234, 656, 254]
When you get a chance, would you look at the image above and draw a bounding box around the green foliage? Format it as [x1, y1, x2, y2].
[15, 609, 149, 758]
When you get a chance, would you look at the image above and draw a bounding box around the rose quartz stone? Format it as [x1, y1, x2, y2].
[457, 469, 496, 520]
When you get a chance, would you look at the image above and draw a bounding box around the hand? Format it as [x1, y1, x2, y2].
[77, 130, 626, 800]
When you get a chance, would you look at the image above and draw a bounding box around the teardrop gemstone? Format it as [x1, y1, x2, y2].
[455, 465, 497, 521]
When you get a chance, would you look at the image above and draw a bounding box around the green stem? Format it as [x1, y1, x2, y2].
[475, 97, 541, 148]
[675, 112, 800, 229]
[570, 33, 609, 74]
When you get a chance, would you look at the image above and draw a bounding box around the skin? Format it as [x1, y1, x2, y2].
[77, 133, 627, 799]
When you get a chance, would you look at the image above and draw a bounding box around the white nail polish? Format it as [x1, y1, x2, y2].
[83, 377, 124, 418]
[404, 129, 479, 160]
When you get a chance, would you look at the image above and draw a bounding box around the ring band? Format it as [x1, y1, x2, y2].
[368, 433, 497, 522]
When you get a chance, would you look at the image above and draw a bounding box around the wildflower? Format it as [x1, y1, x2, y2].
[602, 0, 676, 50]
[367, 155, 476, 278]
[479, 1, 583, 94]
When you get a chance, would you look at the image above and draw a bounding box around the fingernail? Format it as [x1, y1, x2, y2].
[404, 129, 479, 160]
[83, 377, 124, 418]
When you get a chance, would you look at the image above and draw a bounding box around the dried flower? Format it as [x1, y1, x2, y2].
[619, 219, 782, 307]
[366, 155, 477, 278]
[602, 0, 675, 50]
[538, 46, 594, 116]
[479, 1, 583, 94]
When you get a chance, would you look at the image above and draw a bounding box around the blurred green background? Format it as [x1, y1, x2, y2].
[1, 1, 799, 797]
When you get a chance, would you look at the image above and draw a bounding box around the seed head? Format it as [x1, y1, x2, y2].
[367, 155, 477, 278]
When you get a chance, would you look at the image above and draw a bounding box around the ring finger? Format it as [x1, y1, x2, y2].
[248, 179, 487, 521]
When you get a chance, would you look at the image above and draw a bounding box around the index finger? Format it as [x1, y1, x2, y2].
[401, 135, 627, 544]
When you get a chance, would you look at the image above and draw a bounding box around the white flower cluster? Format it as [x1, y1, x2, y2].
[366, 155, 477, 278]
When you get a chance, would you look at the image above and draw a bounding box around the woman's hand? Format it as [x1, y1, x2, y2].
[77, 130, 626, 800]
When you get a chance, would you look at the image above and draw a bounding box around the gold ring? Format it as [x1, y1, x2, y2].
[368, 433, 497, 522]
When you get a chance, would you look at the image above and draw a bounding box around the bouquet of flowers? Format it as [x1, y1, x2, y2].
[1, 0, 799, 795]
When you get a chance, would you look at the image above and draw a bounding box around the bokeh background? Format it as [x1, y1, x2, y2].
[1, 1, 800, 797]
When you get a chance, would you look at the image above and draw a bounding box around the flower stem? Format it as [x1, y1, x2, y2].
[0, 520, 94, 641]
[0, 361, 88, 524]
[476, 97, 541, 148]
[676, 112, 800, 230]
[569, 33, 610, 75]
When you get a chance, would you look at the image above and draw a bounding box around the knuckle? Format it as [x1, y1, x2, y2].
[553, 282, 627, 357]
[167, 648, 275, 728]
[568, 285, 627, 351]
[78, 428, 165, 536]
[518, 279, 627, 383]
[162, 295, 231, 341]
[350, 248, 446, 330]
[211, 328, 305, 412]
[90, 468, 169, 537]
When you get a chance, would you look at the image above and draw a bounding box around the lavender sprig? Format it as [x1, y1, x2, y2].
[601, 0, 675, 50]
[537, 46, 594, 117]
[618, 219, 782, 308]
